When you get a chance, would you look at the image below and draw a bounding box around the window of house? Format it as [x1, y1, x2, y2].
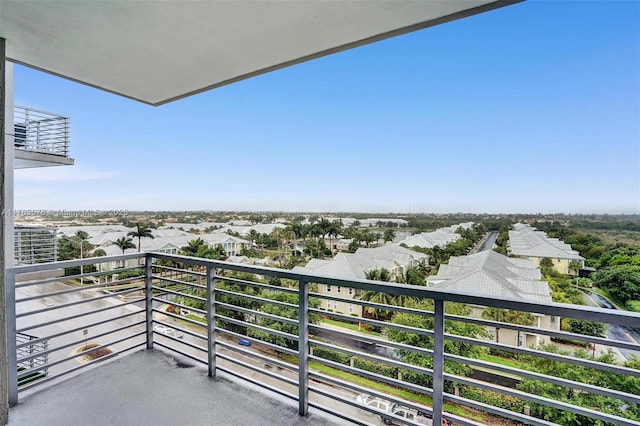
[327, 285, 331, 292]
[333, 302, 338, 310]
[337, 286, 341, 293]
[349, 304, 353, 313]
[518, 333, 524, 347]
[550, 316, 557, 324]
[348, 288, 353, 295]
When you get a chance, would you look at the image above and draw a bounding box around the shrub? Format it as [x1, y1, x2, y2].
[313, 347, 350, 365]
[353, 358, 397, 378]
[627, 300, 640, 312]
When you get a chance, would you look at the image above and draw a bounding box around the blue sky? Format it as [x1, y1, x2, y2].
[13, 1, 640, 214]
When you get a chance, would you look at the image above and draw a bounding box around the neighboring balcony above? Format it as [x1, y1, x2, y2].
[13, 105, 74, 169]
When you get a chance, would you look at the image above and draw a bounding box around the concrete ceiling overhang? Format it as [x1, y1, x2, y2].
[0, 0, 520, 106]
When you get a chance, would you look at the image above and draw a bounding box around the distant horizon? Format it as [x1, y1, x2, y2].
[10, 209, 640, 218]
[13, 1, 640, 214]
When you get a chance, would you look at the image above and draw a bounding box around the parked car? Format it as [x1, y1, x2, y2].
[355, 393, 432, 425]
[153, 324, 183, 338]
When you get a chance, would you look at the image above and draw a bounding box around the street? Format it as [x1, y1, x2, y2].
[582, 291, 640, 361]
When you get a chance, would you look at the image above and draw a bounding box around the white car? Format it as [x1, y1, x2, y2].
[153, 324, 184, 338]
[355, 394, 433, 425]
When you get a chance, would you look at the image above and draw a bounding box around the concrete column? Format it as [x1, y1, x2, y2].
[1, 37, 8, 426]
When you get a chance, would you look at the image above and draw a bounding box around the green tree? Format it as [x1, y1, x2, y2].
[383, 229, 396, 243]
[593, 267, 640, 304]
[113, 236, 136, 254]
[482, 307, 535, 343]
[128, 223, 154, 252]
[360, 268, 394, 318]
[566, 319, 606, 337]
[539, 257, 554, 275]
[568, 259, 582, 277]
[386, 300, 487, 391]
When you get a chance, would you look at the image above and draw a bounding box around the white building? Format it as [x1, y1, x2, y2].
[427, 250, 557, 348]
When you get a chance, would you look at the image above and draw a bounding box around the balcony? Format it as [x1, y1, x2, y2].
[6, 253, 640, 426]
[13, 106, 73, 169]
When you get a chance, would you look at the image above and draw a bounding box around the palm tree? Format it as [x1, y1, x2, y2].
[326, 220, 342, 253]
[128, 223, 154, 252]
[113, 237, 136, 254]
[383, 229, 396, 243]
[181, 238, 206, 257]
[360, 268, 394, 319]
[113, 237, 136, 267]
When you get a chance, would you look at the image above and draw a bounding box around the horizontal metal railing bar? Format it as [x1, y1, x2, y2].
[446, 353, 640, 404]
[309, 348, 435, 384]
[216, 364, 298, 403]
[16, 285, 145, 318]
[14, 266, 145, 289]
[444, 313, 640, 351]
[444, 372, 639, 426]
[214, 327, 298, 357]
[10, 253, 144, 274]
[152, 263, 205, 274]
[17, 321, 145, 365]
[214, 313, 299, 343]
[444, 333, 640, 378]
[15, 105, 70, 118]
[307, 400, 369, 426]
[151, 295, 207, 316]
[310, 292, 434, 318]
[442, 393, 561, 426]
[216, 340, 299, 372]
[16, 310, 143, 350]
[310, 323, 435, 358]
[152, 319, 207, 342]
[313, 310, 436, 339]
[150, 253, 640, 328]
[215, 301, 299, 326]
[216, 352, 299, 387]
[151, 308, 207, 329]
[153, 341, 207, 366]
[17, 332, 145, 380]
[215, 287, 299, 310]
[150, 286, 207, 303]
[150, 274, 207, 291]
[152, 330, 207, 354]
[218, 275, 299, 294]
[17, 299, 144, 334]
[309, 374, 435, 425]
[17, 343, 145, 393]
[16, 277, 144, 303]
[309, 362, 434, 399]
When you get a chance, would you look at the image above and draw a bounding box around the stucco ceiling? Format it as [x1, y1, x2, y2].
[1, 0, 520, 105]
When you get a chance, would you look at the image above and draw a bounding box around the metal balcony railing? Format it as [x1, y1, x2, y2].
[13, 105, 70, 157]
[14, 227, 58, 266]
[7, 253, 640, 426]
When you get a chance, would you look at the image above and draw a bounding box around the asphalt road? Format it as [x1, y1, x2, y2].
[478, 231, 498, 252]
[582, 291, 640, 361]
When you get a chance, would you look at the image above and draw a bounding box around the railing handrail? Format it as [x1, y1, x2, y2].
[14, 105, 70, 120]
[13, 251, 637, 328]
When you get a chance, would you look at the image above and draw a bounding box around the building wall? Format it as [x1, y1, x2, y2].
[526, 256, 583, 275]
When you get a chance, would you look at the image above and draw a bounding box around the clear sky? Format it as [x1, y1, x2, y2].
[12, 1, 640, 214]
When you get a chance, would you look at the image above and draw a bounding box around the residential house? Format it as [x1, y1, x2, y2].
[397, 222, 474, 249]
[508, 223, 585, 274]
[293, 245, 428, 316]
[427, 250, 557, 347]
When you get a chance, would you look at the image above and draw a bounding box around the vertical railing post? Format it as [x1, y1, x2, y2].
[6, 268, 18, 406]
[297, 278, 309, 416]
[433, 299, 445, 424]
[145, 253, 153, 350]
[206, 265, 216, 377]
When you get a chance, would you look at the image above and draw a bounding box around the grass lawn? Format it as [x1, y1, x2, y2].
[321, 318, 381, 336]
[477, 353, 526, 370]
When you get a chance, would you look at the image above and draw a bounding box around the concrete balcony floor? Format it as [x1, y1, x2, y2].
[8, 349, 341, 426]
